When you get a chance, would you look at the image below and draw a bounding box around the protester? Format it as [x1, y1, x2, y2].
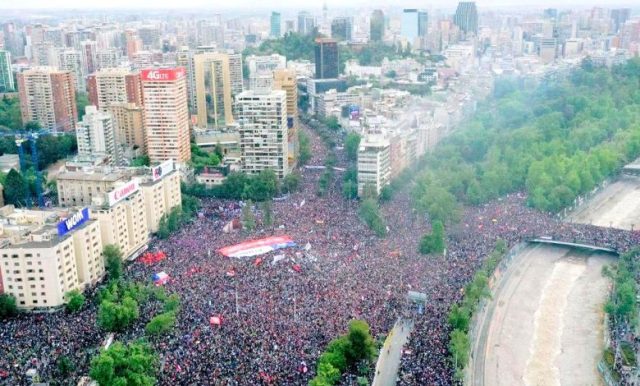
[1, 127, 637, 386]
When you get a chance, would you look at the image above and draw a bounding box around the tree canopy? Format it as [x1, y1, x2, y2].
[413, 58, 640, 217]
[89, 341, 157, 386]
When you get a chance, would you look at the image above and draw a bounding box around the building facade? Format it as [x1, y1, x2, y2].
[17, 67, 77, 132]
[315, 38, 339, 79]
[193, 52, 234, 128]
[141, 67, 191, 163]
[273, 69, 298, 171]
[76, 106, 121, 165]
[87, 68, 143, 111]
[0, 50, 15, 92]
[236, 89, 289, 178]
[370, 10, 385, 43]
[271, 12, 282, 38]
[357, 137, 391, 196]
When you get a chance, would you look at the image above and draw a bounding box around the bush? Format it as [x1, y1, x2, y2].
[0, 294, 18, 319]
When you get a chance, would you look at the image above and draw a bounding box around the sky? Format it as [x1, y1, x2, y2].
[0, 0, 637, 10]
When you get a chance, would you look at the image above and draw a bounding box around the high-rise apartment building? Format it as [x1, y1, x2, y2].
[315, 38, 339, 79]
[17, 67, 77, 132]
[76, 106, 121, 165]
[273, 69, 298, 171]
[193, 52, 234, 128]
[227, 52, 244, 96]
[236, 89, 289, 178]
[0, 50, 14, 92]
[611, 9, 631, 34]
[331, 17, 352, 42]
[271, 12, 282, 38]
[141, 67, 191, 163]
[81, 40, 98, 76]
[87, 68, 143, 111]
[370, 10, 385, 42]
[57, 49, 85, 92]
[108, 102, 146, 154]
[95, 49, 120, 70]
[454, 1, 479, 38]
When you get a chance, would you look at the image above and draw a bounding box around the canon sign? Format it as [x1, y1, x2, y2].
[152, 160, 174, 182]
[141, 68, 185, 82]
[108, 180, 140, 207]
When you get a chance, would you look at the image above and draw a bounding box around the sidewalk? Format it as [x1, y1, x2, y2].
[372, 318, 414, 386]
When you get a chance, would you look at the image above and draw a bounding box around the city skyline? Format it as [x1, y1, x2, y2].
[1, 0, 638, 11]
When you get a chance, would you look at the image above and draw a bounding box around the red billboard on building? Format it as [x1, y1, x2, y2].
[140, 67, 186, 82]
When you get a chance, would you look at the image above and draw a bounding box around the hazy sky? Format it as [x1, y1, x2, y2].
[0, 0, 637, 10]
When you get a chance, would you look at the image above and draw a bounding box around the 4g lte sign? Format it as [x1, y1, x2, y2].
[141, 68, 185, 82]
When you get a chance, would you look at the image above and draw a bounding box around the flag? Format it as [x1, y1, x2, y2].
[292, 264, 302, 273]
[210, 316, 222, 326]
[254, 257, 263, 266]
[226, 268, 236, 277]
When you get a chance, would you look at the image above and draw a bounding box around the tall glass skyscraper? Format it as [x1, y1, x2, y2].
[454, 1, 479, 37]
[370, 10, 385, 42]
[0, 50, 14, 92]
[271, 12, 281, 38]
[401, 9, 419, 43]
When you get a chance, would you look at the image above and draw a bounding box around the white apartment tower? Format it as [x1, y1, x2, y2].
[236, 88, 289, 178]
[76, 106, 122, 165]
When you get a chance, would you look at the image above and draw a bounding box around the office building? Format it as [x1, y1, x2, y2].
[246, 54, 286, 77]
[17, 67, 77, 132]
[370, 10, 385, 42]
[418, 10, 428, 38]
[0, 50, 14, 92]
[611, 9, 631, 34]
[193, 52, 234, 128]
[315, 38, 339, 79]
[87, 68, 143, 111]
[81, 40, 98, 77]
[95, 49, 120, 70]
[273, 69, 298, 170]
[0, 206, 104, 310]
[357, 136, 391, 197]
[76, 106, 121, 166]
[140, 161, 182, 233]
[331, 17, 352, 42]
[236, 89, 289, 178]
[401, 9, 420, 43]
[141, 67, 191, 163]
[298, 12, 316, 35]
[454, 1, 479, 38]
[271, 12, 282, 38]
[539, 38, 557, 63]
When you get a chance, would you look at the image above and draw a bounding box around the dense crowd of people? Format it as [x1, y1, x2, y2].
[1, 126, 639, 386]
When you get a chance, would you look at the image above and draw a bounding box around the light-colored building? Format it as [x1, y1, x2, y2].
[76, 106, 122, 166]
[87, 68, 143, 111]
[0, 206, 104, 310]
[57, 168, 129, 207]
[236, 89, 289, 178]
[17, 67, 77, 132]
[95, 48, 120, 70]
[108, 102, 146, 155]
[246, 54, 286, 78]
[57, 49, 85, 92]
[273, 69, 299, 170]
[227, 52, 244, 96]
[140, 161, 182, 233]
[91, 180, 148, 261]
[357, 136, 391, 196]
[193, 52, 234, 128]
[141, 67, 191, 163]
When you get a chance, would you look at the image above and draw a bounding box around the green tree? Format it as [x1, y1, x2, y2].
[145, 312, 177, 336]
[344, 320, 376, 366]
[418, 220, 446, 255]
[241, 201, 256, 232]
[246, 169, 278, 201]
[97, 296, 140, 332]
[449, 329, 470, 378]
[131, 155, 150, 167]
[298, 131, 312, 166]
[89, 341, 157, 386]
[324, 116, 341, 131]
[345, 132, 361, 162]
[359, 199, 386, 237]
[65, 289, 86, 313]
[281, 172, 301, 194]
[76, 92, 90, 120]
[4, 168, 29, 206]
[103, 245, 123, 282]
[163, 294, 181, 313]
[0, 293, 18, 319]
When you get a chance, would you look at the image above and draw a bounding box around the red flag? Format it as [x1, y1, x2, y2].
[292, 264, 301, 272]
[254, 257, 263, 266]
[210, 316, 222, 326]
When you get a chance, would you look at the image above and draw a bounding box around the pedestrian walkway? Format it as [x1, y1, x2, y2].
[373, 318, 414, 386]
